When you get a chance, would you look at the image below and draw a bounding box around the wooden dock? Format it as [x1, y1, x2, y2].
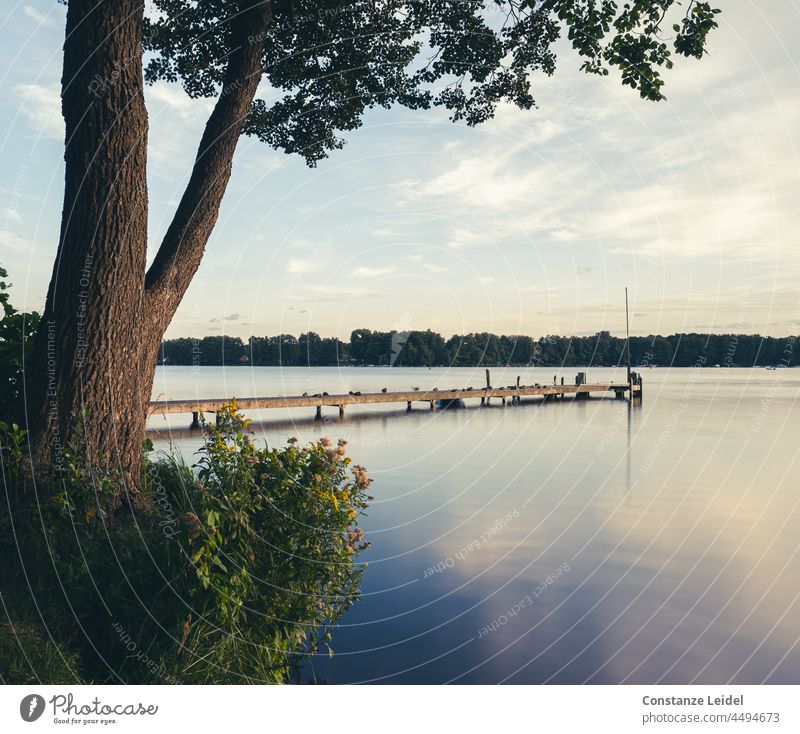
[148, 371, 642, 427]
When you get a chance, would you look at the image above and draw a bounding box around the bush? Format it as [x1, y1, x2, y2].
[0, 264, 39, 416]
[0, 403, 372, 684]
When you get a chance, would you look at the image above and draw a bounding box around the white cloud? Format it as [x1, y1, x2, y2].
[23, 6, 57, 26]
[285, 257, 323, 275]
[146, 82, 198, 114]
[1, 208, 22, 223]
[350, 266, 396, 278]
[14, 83, 63, 140]
[0, 229, 34, 253]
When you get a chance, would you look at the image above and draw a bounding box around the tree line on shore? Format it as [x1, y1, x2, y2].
[159, 329, 799, 369]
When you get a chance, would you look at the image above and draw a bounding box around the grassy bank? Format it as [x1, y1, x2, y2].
[0, 404, 371, 684]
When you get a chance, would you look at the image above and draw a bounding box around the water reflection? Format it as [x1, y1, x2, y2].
[150, 366, 800, 683]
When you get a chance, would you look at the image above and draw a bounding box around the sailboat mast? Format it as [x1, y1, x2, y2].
[625, 287, 631, 386]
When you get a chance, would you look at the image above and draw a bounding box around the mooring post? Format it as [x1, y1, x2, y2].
[486, 369, 491, 389]
[315, 405, 322, 420]
[516, 375, 520, 389]
[190, 411, 200, 429]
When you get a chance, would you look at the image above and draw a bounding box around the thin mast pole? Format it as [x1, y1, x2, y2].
[625, 286, 631, 387]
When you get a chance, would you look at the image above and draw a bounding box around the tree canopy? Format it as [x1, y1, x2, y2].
[159, 329, 798, 369]
[143, 0, 720, 165]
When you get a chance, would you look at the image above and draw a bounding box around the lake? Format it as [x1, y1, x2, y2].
[149, 365, 800, 684]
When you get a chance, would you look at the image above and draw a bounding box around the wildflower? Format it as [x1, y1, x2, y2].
[194, 480, 204, 492]
[326, 445, 347, 461]
[320, 437, 332, 448]
[337, 438, 347, 448]
[184, 512, 203, 540]
[244, 455, 259, 465]
[287, 437, 298, 445]
[352, 464, 372, 489]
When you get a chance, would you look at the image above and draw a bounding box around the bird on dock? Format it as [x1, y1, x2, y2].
[323, 391, 329, 396]
[413, 386, 420, 391]
[348, 390, 354, 395]
[381, 387, 387, 393]
[302, 392, 308, 397]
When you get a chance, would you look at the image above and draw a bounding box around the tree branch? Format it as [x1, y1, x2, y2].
[145, 1, 272, 324]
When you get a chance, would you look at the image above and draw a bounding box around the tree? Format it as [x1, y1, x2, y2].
[22, 0, 720, 503]
[1, 266, 40, 417]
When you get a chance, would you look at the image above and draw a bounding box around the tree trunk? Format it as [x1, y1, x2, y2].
[24, 0, 152, 505]
[23, 0, 273, 508]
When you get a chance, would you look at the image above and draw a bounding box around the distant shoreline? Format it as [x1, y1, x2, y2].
[159, 330, 799, 369]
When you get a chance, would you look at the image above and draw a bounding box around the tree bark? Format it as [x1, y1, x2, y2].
[24, 0, 151, 505]
[23, 0, 272, 508]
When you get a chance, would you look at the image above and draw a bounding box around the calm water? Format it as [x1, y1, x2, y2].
[149, 365, 800, 684]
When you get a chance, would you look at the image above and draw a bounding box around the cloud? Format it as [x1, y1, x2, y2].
[14, 83, 64, 141]
[146, 82, 198, 114]
[23, 6, 57, 26]
[209, 313, 240, 323]
[350, 266, 396, 278]
[0, 229, 34, 253]
[285, 257, 323, 275]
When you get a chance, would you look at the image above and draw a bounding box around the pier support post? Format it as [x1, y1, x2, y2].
[407, 401, 412, 411]
[315, 405, 322, 420]
[190, 411, 201, 429]
[501, 396, 506, 406]
[339, 405, 346, 417]
[429, 400, 435, 410]
[480, 397, 485, 406]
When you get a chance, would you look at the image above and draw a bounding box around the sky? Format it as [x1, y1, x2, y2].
[1, 2, 799, 341]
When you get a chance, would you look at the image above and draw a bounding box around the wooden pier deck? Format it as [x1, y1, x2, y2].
[148, 373, 642, 427]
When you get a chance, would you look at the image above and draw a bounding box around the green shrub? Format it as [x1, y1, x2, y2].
[0, 402, 372, 684]
[0, 264, 39, 416]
